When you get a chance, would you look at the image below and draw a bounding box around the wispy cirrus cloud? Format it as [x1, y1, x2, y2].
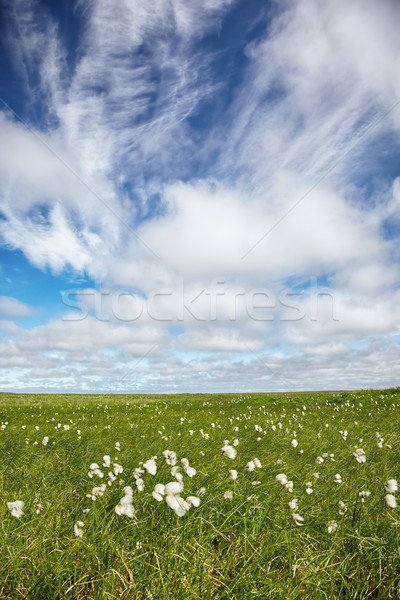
[219, 0, 400, 188]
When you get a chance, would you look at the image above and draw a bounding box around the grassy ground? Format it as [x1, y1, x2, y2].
[0, 389, 400, 599]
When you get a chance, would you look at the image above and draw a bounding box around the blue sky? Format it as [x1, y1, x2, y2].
[1, 0, 400, 393]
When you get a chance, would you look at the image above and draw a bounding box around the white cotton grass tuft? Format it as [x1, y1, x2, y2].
[184, 465, 197, 478]
[135, 478, 145, 492]
[186, 495, 201, 508]
[143, 459, 157, 475]
[385, 479, 398, 494]
[229, 469, 238, 481]
[291, 439, 298, 448]
[338, 501, 347, 515]
[222, 444, 237, 460]
[88, 463, 104, 479]
[87, 484, 107, 500]
[288, 499, 298, 510]
[115, 488, 136, 518]
[113, 463, 123, 476]
[74, 521, 84, 537]
[162, 450, 177, 466]
[292, 512, 304, 526]
[333, 474, 342, 484]
[327, 520, 338, 534]
[384, 494, 397, 508]
[224, 490, 233, 501]
[275, 473, 288, 485]
[103, 455, 111, 468]
[165, 481, 183, 496]
[173, 470, 184, 483]
[353, 448, 366, 463]
[134, 468, 144, 480]
[245, 461, 256, 472]
[152, 483, 165, 502]
[359, 490, 371, 503]
[285, 481, 294, 493]
[7, 500, 24, 518]
[115, 501, 136, 518]
[165, 494, 189, 517]
[163, 480, 197, 517]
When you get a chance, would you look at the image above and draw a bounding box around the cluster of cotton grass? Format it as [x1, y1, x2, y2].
[152, 481, 201, 516]
[222, 441, 264, 500]
[150, 455, 201, 517]
[72, 447, 203, 535]
[384, 479, 398, 508]
[272, 432, 388, 533]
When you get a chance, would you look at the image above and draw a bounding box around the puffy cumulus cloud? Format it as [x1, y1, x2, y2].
[116, 177, 394, 298]
[0, 316, 166, 356]
[0, 296, 38, 317]
[282, 289, 400, 346]
[175, 327, 264, 353]
[0, 306, 400, 392]
[0, 314, 171, 390]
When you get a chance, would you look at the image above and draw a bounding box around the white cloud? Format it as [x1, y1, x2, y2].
[0, 297, 38, 317]
[176, 327, 264, 352]
[214, 0, 400, 194]
[128, 178, 391, 290]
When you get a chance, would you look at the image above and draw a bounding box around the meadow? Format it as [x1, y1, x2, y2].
[0, 389, 400, 599]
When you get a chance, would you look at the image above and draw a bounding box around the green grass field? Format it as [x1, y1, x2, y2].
[1, 389, 400, 599]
